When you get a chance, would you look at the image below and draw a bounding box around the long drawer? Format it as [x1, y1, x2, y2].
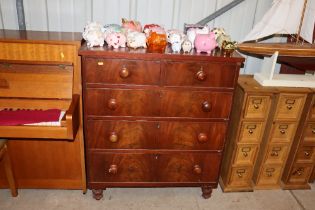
[88, 152, 221, 183]
[86, 120, 227, 150]
[85, 88, 233, 118]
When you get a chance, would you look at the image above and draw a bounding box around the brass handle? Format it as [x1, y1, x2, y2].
[201, 101, 211, 112]
[107, 99, 117, 110]
[242, 152, 248, 157]
[237, 173, 243, 178]
[253, 104, 259, 109]
[312, 129, 315, 134]
[287, 105, 293, 110]
[109, 132, 118, 143]
[267, 172, 273, 177]
[271, 151, 279, 157]
[304, 151, 310, 157]
[197, 133, 208, 143]
[280, 129, 286, 134]
[248, 129, 254, 134]
[119, 66, 130, 78]
[108, 164, 118, 174]
[195, 69, 207, 81]
[193, 165, 202, 174]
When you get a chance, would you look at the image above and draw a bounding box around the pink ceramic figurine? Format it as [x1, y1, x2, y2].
[106, 32, 126, 49]
[194, 32, 217, 54]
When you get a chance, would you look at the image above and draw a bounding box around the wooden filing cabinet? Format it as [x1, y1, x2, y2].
[282, 91, 315, 189]
[0, 30, 86, 191]
[220, 76, 275, 191]
[79, 45, 244, 199]
[254, 88, 309, 189]
[220, 75, 311, 191]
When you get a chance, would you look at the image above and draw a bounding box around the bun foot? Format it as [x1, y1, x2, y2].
[201, 186, 212, 199]
[92, 189, 104, 200]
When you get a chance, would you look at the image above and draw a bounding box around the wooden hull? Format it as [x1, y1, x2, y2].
[237, 43, 315, 58]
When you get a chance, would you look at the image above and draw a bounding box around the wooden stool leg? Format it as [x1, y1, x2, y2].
[3, 145, 18, 197]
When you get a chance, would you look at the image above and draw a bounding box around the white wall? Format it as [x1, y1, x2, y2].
[0, 0, 274, 73]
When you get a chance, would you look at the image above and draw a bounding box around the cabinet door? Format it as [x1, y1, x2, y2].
[156, 153, 221, 183]
[88, 152, 155, 183]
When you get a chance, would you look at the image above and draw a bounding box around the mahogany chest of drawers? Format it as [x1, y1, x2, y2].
[79, 45, 244, 199]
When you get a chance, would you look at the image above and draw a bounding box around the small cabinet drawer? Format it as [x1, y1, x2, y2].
[265, 144, 289, 164]
[85, 89, 160, 117]
[88, 152, 155, 183]
[161, 90, 233, 119]
[158, 122, 227, 150]
[84, 58, 160, 85]
[275, 94, 306, 120]
[86, 120, 158, 149]
[243, 96, 271, 119]
[238, 122, 264, 143]
[310, 97, 315, 120]
[257, 165, 282, 186]
[233, 144, 258, 166]
[228, 167, 252, 187]
[163, 61, 237, 88]
[156, 153, 221, 183]
[296, 146, 315, 163]
[303, 123, 315, 144]
[270, 122, 296, 143]
[288, 164, 313, 184]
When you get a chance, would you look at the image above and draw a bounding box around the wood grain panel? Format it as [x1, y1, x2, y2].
[84, 58, 160, 85]
[161, 90, 232, 119]
[85, 88, 161, 117]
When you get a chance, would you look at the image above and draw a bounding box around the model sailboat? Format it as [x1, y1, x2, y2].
[237, 0, 315, 57]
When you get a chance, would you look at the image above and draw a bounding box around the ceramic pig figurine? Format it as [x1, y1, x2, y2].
[106, 32, 126, 49]
[194, 32, 217, 54]
[186, 26, 210, 48]
[82, 22, 105, 48]
[127, 31, 147, 49]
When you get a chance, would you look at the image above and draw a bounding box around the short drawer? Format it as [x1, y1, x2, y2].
[257, 165, 282, 186]
[158, 121, 227, 150]
[86, 120, 158, 149]
[84, 58, 160, 85]
[161, 90, 233, 119]
[303, 123, 315, 144]
[243, 95, 271, 119]
[0, 43, 75, 62]
[238, 122, 264, 143]
[163, 61, 237, 88]
[310, 97, 315, 120]
[156, 152, 221, 183]
[233, 144, 258, 166]
[296, 146, 315, 163]
[228, 167, 253, 187]
[275, 94, 306, 120]
[88, 152, 155, 183]
[85, 88, 160, 117]
[270, 122, 296, 143]
[288, 164, 313, 184]
[265, 144, 289, 165]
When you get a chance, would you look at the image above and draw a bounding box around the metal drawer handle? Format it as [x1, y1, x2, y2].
[109, 132, 118, 143]
[248, 129, 254, 134]
[304, 151, 310, 157]
[271, 151, 278, 157]
[287, 105, 293, 110]
[312, 129, 315, 134]
[280, 129, 286, 134]
[253, 104, 259, 109]
[242, 152, 248, 157]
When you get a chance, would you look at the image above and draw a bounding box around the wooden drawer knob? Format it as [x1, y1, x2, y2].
[107, 99, 117, 110]
[108, 164, 118, 174]
[119, 66, 130, 78]
[195, 69, 207, 81]
[109, 132, 118, 143]
[193, 165, 202, 174]
[201, 101, 211, 112]
[198, 133, 208, 143]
